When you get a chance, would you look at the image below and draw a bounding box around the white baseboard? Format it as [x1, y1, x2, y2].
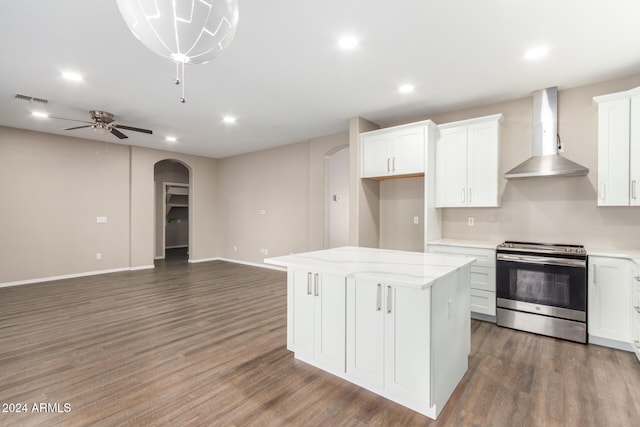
[187, 256, 286, 272]
[188, 257, 218, 264]
[129, 265, 155, 271]
[589, 335, 633, 352]
[0, 258, 283, 288]
[216, 257, 286, 271]
[0, 267, 131, 288]
[154, 256, 165, 260]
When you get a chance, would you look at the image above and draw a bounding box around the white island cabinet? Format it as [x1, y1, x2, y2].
[265, 246, 474, 420]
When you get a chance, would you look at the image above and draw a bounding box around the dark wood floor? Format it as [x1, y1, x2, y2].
[2, 260, 640, 426]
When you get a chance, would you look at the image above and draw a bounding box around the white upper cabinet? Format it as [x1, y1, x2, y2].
[435, 114, 502, 207]
[594, 87, 640, 206]
[361, 122, 428, 179]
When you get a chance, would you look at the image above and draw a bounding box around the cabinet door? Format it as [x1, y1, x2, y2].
[346, 279, 384, 387]
[435, 126, 468, 207]
[314, 273, 346, 372]
[467, 121, 499, 207]
[289, 270, 315, 358]
[598, 99, 630, 206]
[588, 257, 631, 342]
[391, 127, 425, 175]
[384, 285, 430, 404]
[361, 134, 392, 178]
[630, 95, 640, 206]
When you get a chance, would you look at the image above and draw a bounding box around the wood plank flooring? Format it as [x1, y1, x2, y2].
[2, 259, 640, 426]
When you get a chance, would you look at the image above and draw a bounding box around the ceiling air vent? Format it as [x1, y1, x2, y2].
[14, 94, 49, 104]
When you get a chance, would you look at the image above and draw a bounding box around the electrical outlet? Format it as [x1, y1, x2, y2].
[259, 209, 266, 215]
[413, 216, 419, 225]
[96, 253, 102, 260]
[233, 245, 237, 252]
[264, 249, 269, 256]
[96, 216, 107, 223]
[467, 217, 475, 226]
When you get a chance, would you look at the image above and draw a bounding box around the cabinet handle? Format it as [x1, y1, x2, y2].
[600, 184, 606, 201]
[635, 275, 640, 281]
[392, 157, 396, 172]
[634, 305, 640, 314]
[461, 188, 466, 204]
[314, 273, 319, 296]
[376, 284, 382, 311]
[387, 158, 391, 173]
[632, 180, 637, 200]
[307, 272, 312, 295]
[468, 187, 472, 204]
[386, 285, 392, 314]
[592, 265, 597, 285]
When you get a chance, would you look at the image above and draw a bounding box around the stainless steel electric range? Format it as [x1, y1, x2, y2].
[496, 241, 588, 343]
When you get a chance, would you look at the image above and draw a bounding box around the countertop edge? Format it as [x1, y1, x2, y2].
[265, 248, 475, 290]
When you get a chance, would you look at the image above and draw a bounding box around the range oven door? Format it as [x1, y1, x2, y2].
[496, 253, 587, 321]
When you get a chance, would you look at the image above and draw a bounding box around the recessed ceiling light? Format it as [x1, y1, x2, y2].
[524, 46, 549, 60]
[165, 136, 177, 142]
[338, 36, 359, 50]
[61, 71, 84, 82]
[31, 111, 49, 119]
[222, 116, 237, 124]
[398, 84, 415, 94]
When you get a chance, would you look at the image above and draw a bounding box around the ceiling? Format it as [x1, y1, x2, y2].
[1, 0, 640, 159]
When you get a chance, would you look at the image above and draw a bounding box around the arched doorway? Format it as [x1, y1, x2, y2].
[324, 145, 350, 248]
[154, 159, 191, 263]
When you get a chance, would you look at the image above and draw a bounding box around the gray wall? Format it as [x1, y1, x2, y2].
[0, 128, 218, 283]
[379, 74, 640, 250]
[216, 132, 348, 264]
[3, 73, 640, 284]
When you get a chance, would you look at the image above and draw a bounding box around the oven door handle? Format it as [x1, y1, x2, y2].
[497, 253, 586, 268]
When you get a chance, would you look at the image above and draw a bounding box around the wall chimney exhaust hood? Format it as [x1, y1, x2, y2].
[504, 87, 589, 179]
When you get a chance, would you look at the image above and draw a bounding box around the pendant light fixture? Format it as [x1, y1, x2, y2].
[116, 0, 239, 103]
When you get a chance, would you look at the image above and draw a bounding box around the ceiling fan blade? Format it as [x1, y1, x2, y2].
[110, 128, 128, 139]
[50, 116, 93, 124]
[64, 125, 92, 131]
[113, 124, 153, 134]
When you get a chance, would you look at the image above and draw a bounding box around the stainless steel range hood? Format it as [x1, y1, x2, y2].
[504, 87, 589, 179]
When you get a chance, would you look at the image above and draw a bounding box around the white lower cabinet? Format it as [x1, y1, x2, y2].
[588, 256, 631, 343]
[427, 244, 496, 317]
[287, 269, 346, 373]
[346, 279, 430, 405]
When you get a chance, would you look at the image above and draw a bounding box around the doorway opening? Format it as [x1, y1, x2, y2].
[154, 160, 190, 264]
[324, 145, 350, 248]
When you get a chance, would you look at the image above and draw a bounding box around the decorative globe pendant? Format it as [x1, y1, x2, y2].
[116, 0, 239, 65]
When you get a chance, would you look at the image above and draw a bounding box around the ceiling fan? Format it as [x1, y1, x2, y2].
[52, 110, 153, 139]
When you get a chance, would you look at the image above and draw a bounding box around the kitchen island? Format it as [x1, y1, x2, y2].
[265, 246, 474, 419]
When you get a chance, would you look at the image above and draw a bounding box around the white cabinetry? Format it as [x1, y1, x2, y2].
[346, 279, 430, 404]
[435, 114, 502, 207]
[631, 265, 640, 361]
[594, 87, 640, 206]
[588, 256, 631, 343]
[345, 267, 469, 417]
[268, 247, 474, 419]
[427, 243, 496, 317]
[361, 122, 427, 179]
[287, 269, 346, 373]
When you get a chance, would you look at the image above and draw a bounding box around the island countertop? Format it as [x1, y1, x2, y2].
[264, 246, 475, 290]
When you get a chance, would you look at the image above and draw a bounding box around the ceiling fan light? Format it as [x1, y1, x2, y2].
[116, 0, 239, 65]
[92, 124, 110, 135]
